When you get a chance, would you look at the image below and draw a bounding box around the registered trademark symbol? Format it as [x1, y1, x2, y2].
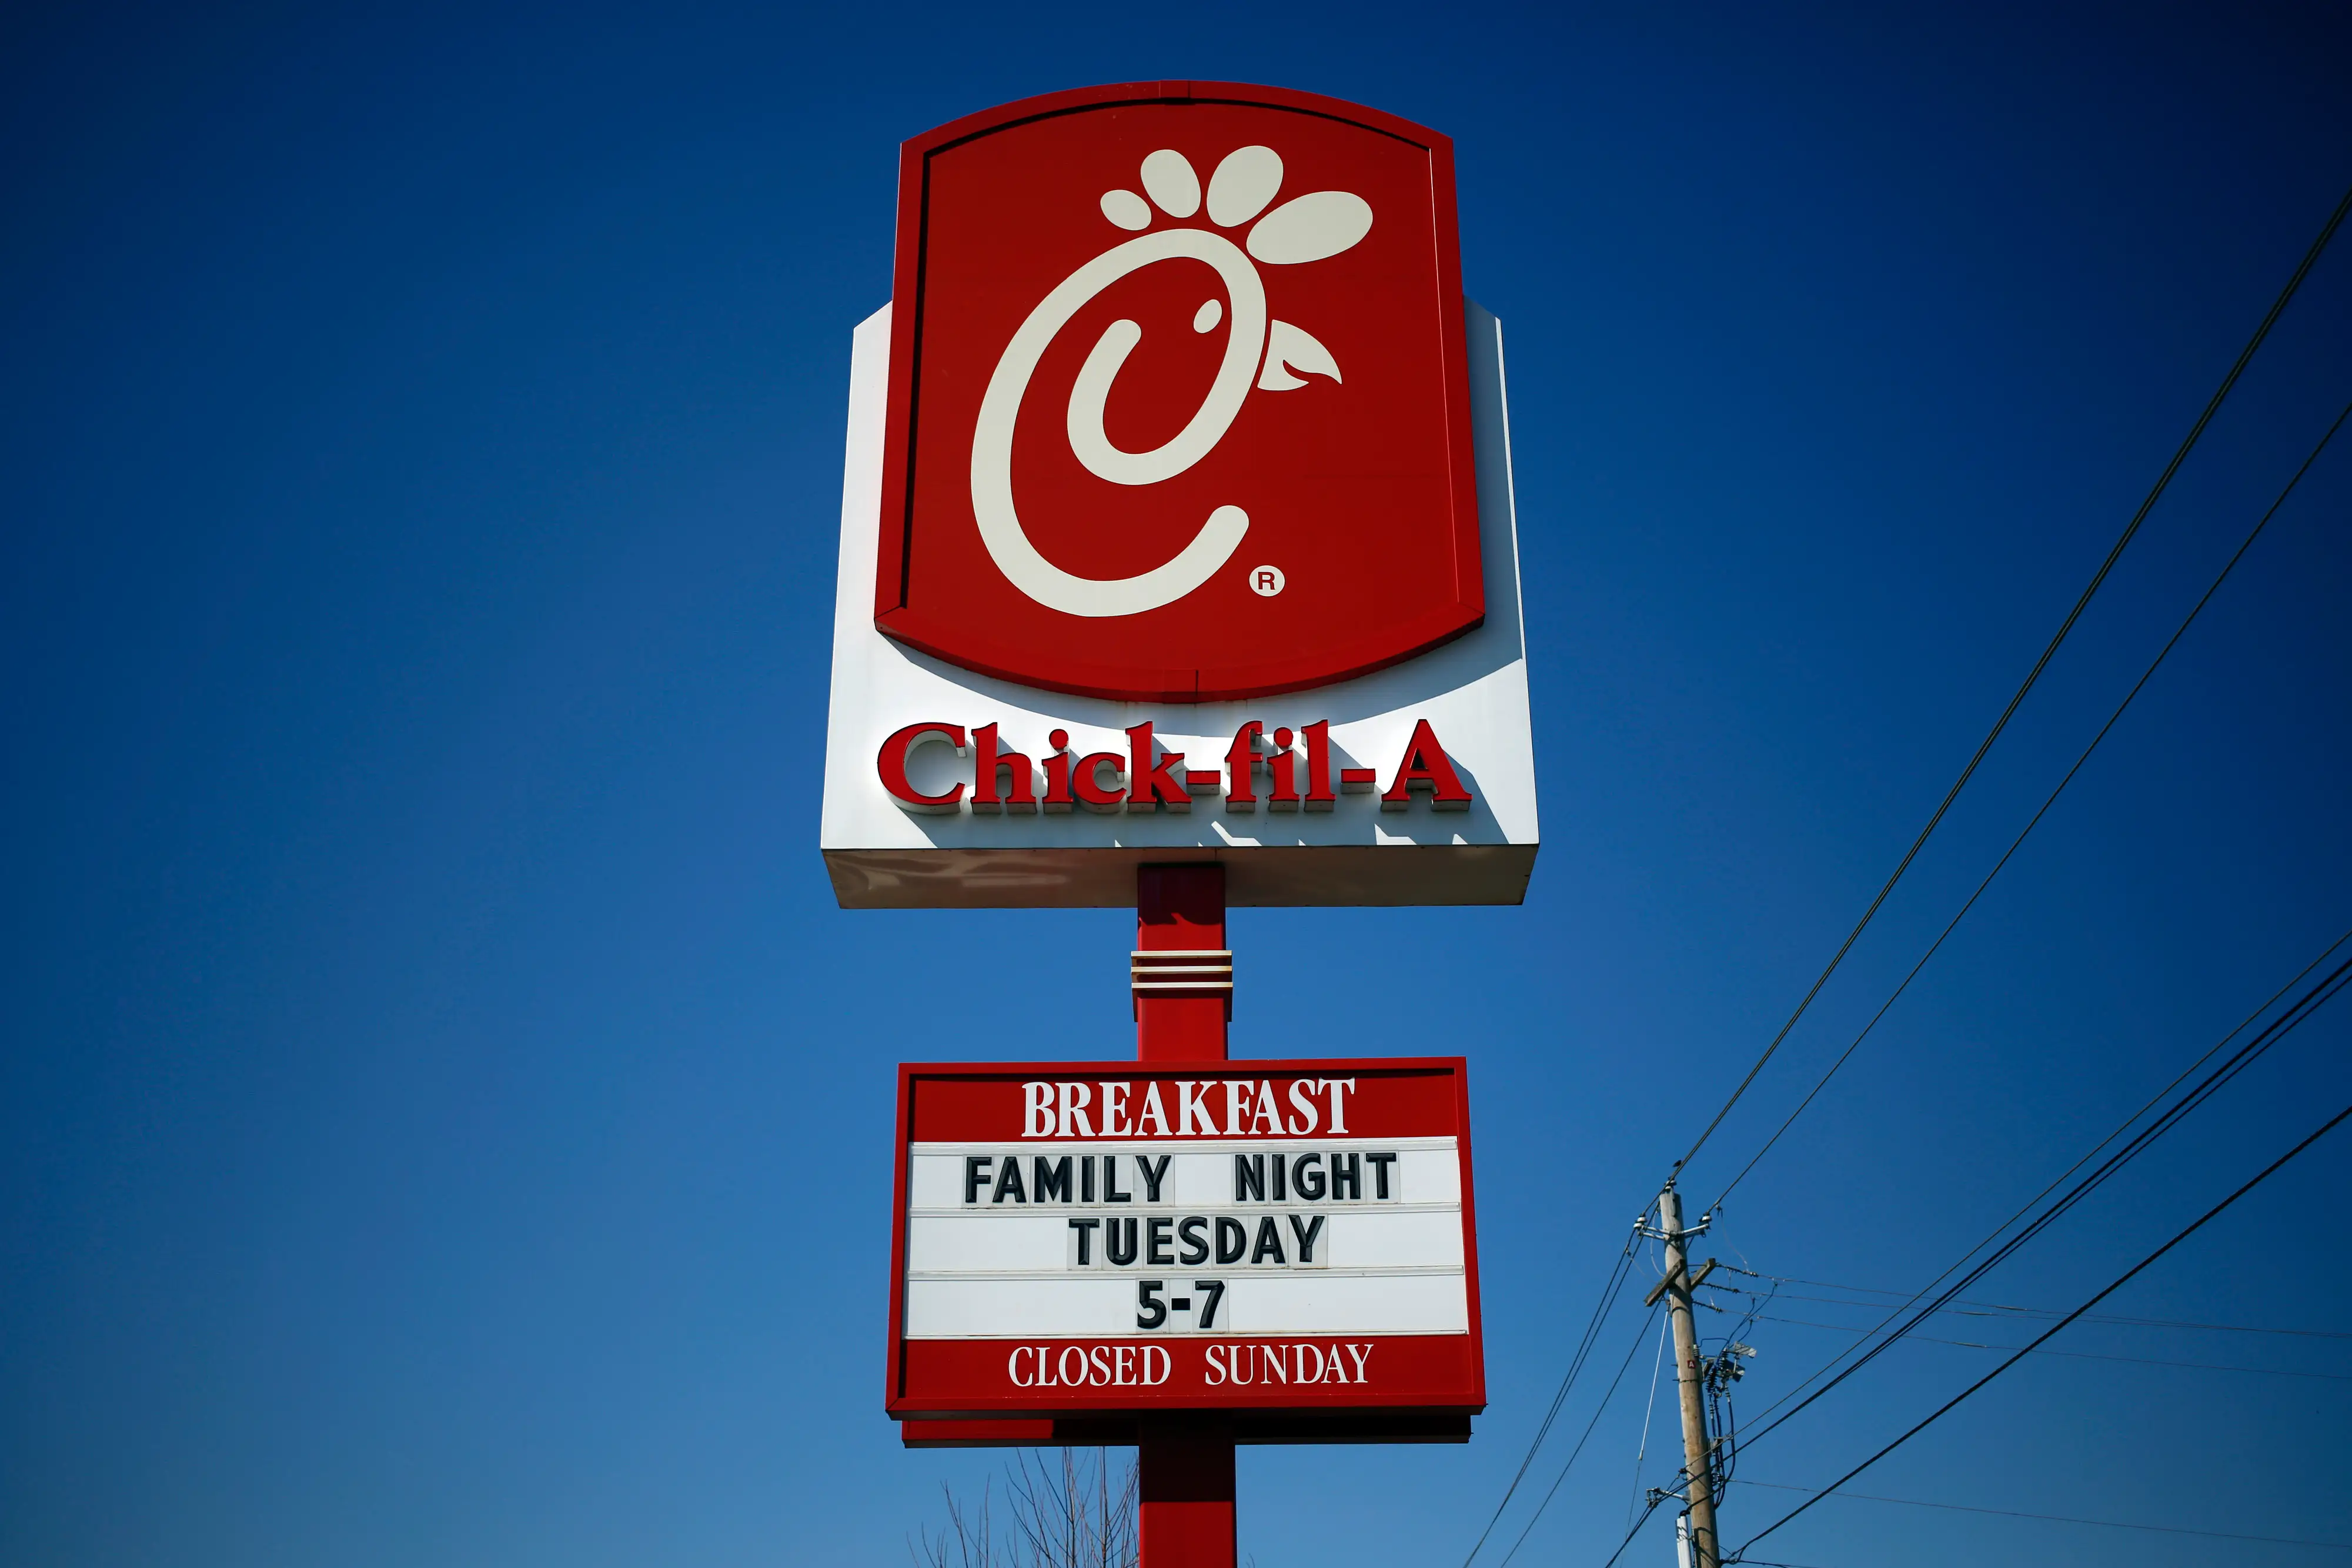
[1248, 564, 1286, 597]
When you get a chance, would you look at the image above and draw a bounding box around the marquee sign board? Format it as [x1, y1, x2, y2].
[887, 1058, 1484, 1428]
[821, 81, 1537, 910]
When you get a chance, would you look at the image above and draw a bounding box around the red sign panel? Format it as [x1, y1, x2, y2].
[886, 1058, 1484, 1423]
[875, 82, 1484, 704]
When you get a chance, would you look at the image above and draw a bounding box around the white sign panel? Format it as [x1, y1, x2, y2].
[820, 302, 1538, 908]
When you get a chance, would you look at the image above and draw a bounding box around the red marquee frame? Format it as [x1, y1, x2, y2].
[885, 1056, 1486, 1433]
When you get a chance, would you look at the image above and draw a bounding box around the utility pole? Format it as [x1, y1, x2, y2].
[1652, 1184, 1720, 1568]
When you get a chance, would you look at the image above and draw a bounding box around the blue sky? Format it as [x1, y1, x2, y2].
[4, 5, 2349, 1565]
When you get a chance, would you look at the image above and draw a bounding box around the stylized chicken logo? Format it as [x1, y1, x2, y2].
[971, 145, 1372, 618]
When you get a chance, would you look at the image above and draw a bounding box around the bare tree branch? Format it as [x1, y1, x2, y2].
[925, 1451, 1137, 1568]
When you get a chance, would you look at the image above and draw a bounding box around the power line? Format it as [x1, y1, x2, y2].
[1736, 927, 2352, 1436]
[1737, 1479, 2352, 1551]
[1576, 185, 2352, 1568]
[1669, 177, 2352, 1181]
[1736, 1095, 2352, 1557]
[1710, 1269, 2352, 1338]
[1707, 395, 2352, 1209]
[1491, 1306, 1662, 1568]
[2054, 1309, 2352, 1339]
[1596, 1488, 1671, 1568]
[1733, 1310, 2352, 1380]
[1459, 1229, 1640, 1567]
[1737, 945, 2352, 1447]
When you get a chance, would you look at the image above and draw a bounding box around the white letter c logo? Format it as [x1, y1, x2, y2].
[970, 230, 1265, 618]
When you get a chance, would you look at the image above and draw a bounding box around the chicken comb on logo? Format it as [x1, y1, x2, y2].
[876, 82, 1484, 704]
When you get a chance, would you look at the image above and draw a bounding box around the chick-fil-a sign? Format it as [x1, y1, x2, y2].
[873, 82, 1485, 704]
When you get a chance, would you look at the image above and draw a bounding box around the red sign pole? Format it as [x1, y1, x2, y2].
[1132, 863, 1236, 1568]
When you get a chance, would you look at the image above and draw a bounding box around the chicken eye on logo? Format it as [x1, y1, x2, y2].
[973, 146, 1372, 619]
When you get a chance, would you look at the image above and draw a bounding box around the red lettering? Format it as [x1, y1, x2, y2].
[1041, 728, 1074, 811]
[877, 723, 967, 813]
[1381, 718, 1472, 811]
[968, 722, 1035, 813]
[1124, 722, 1190, 812]
[1071, 750, 1126, 811]
[880, 717, 1474, 819]
[1300, 719, 1337, 810]
[1223, 721, 1261, 810]
[1267, 727, 1299, 810]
